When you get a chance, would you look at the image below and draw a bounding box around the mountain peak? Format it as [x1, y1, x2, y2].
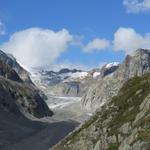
[58, 68, 82, 74]
[131, 48, 150, 56]
[104, 62, 119, 69]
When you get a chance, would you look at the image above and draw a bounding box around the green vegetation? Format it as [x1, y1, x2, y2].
[107, 143, 120, 150]
[108, 74, 150, 136]
[138, 127, 150, 141]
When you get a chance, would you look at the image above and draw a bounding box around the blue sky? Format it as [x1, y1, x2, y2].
[0, 0, 150, 70]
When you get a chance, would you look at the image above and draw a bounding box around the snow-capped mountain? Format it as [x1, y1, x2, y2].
[30, 63, 119, 97]
[31, 68, 88, 86]
[105, 62, 119, 69]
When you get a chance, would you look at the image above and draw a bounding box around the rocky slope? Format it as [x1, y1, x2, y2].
[82, 49, 150, 111]
[31, 63, 119, 97]
[0, 50, 53, 118]
[52, 73, 150, 150]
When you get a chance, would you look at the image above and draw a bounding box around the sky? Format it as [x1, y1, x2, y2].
[0, 0, 150, 71]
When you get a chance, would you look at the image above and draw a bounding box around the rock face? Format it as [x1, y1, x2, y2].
[0, 50, 32, 83]
[52, 73, 150, 150]
[82, 49, 150, 111]
[31, 64, 119, 97]
[0, 77, 53, 118]
[100, 62, 119, 78]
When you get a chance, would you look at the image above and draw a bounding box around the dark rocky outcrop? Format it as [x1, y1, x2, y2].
[100, 64, 119, 78]
[58, 68, 82, 74]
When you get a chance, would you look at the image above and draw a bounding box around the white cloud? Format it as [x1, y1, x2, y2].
[113, 27, 150, 54]
[83, 38, 110, 53]
[123, 0, 150, 13]
[0, 21, 5, 35]
[0, 27, 73, 69]
[2, 26, 150, 70]
[70, 35, 84, 47]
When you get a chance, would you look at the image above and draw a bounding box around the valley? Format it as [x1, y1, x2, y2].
[0, 49, 150, 150]
[1, 1, 150, 149]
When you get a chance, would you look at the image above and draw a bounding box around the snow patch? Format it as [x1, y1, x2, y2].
[70, 72, 88, 78]
[105, 62, 119, 69]
[60, 71, 88, 80]
[93, 72, 100, 78]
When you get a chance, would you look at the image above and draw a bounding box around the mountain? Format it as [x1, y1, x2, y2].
[31, 64, 119, 97]
[0, 51, 53, 118]
[0, 50, 32, 83]
[82, 49, 150, 111]
[52, 73, 150, 150]
[0, 49, 54, 148]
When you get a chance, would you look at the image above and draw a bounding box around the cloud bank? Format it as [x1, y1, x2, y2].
[113, 27, 150, 54]
[83, 38, 110, 53]
[84, 27, 150, 55]
[1, 27, 73, 69]
[123, 0, 150, 13]
[1, 26, 150, 70]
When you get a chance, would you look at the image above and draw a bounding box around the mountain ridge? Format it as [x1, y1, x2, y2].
[82, 48, 150, 111]
[31, 62, 119, 97]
